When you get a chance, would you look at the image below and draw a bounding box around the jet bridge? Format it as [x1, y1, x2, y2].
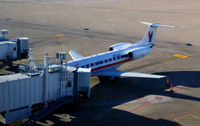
[0, 50, 91, 125]
[0, 30, 9, 41]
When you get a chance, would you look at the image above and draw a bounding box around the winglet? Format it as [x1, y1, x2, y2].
[69, 50, 84, 61]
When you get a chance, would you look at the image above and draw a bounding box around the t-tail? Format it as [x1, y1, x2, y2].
[137, 21, 174, 45]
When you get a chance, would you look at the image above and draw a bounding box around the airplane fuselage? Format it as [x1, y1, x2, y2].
[67, 43, 152, 73]
[66, 22, 173, 79]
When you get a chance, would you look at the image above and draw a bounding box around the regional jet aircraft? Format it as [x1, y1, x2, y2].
[67, 22, 174, 80]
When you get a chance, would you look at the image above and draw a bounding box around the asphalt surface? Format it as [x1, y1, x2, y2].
[0, 0, 199, 126]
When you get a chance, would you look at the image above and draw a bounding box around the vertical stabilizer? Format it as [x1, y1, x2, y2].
[139, 22, 174, 45]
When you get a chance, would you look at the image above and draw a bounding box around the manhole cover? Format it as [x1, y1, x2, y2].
[83, 28, 90, 31]
[5, 18, 11, 21]
[186, 43, 192, 46]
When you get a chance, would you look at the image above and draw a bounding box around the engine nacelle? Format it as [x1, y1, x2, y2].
[128, 47, 152, 60]
[109, 43, 132, 51]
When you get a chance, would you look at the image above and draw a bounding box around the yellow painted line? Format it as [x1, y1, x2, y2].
[128, 54, 189, 71]
[129, 57, 177, 71]
[173, 54, 189, 59]
[54, 34, 64, 38]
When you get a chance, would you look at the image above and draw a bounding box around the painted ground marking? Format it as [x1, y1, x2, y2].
[54, 34, 64, 38]
[128, 54, 189, 71]
[173, 54, 189, 59]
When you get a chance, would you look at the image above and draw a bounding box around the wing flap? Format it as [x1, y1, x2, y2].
[69, 50, 84, 61]
[94, 70, 165, 79]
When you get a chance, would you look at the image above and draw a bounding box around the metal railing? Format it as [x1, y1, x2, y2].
[19, 57, 65, 74]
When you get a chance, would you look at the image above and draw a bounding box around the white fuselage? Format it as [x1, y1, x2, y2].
[67, 22, 173, 79]
[67, 43, 153, 73]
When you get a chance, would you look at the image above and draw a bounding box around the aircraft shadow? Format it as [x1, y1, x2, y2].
[158, 71, 200, 88]
[37, 71, 200, 126]
[37, 103, 181, 126]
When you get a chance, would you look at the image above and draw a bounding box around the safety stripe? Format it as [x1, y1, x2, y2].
[91, 58, 132, 71]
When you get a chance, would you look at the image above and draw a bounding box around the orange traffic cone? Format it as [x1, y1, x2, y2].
[170, 82, 174, 92]
[166, 77, 169, 86]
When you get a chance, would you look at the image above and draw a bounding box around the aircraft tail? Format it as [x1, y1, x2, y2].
[138, 21, 174, 45]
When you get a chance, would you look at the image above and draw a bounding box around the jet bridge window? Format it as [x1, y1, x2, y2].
[86, 64, 89, 68]
[109, 58, 112, 61]
[67, 81, 72, 87]
[104, 59, 108, 63]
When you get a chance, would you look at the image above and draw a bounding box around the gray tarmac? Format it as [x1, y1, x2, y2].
[0, 0, 200, 126]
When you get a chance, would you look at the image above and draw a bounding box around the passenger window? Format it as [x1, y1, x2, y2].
[67, 81, 72, 87]
[121, 54, 128, 58]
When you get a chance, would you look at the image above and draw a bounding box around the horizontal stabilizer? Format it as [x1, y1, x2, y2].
[94, 70, 166, 79]
[69, 50, 84, 61]
[140, 21, 175, 28]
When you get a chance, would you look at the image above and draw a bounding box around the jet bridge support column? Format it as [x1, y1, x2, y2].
[43, 52, 49, 107]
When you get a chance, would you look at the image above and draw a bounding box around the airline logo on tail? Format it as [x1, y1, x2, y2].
[148, 31, 153, 42]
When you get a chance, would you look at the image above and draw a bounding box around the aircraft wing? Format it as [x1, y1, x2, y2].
[69, 50, 84, 61]
[93, 70, 166, 79]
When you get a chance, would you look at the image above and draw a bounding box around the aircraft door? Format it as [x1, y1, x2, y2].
[12, 46, 17, 59]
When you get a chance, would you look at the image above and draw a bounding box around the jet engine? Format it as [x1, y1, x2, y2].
[109, 43, 132, 51]
[128, 47, 152, 60]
